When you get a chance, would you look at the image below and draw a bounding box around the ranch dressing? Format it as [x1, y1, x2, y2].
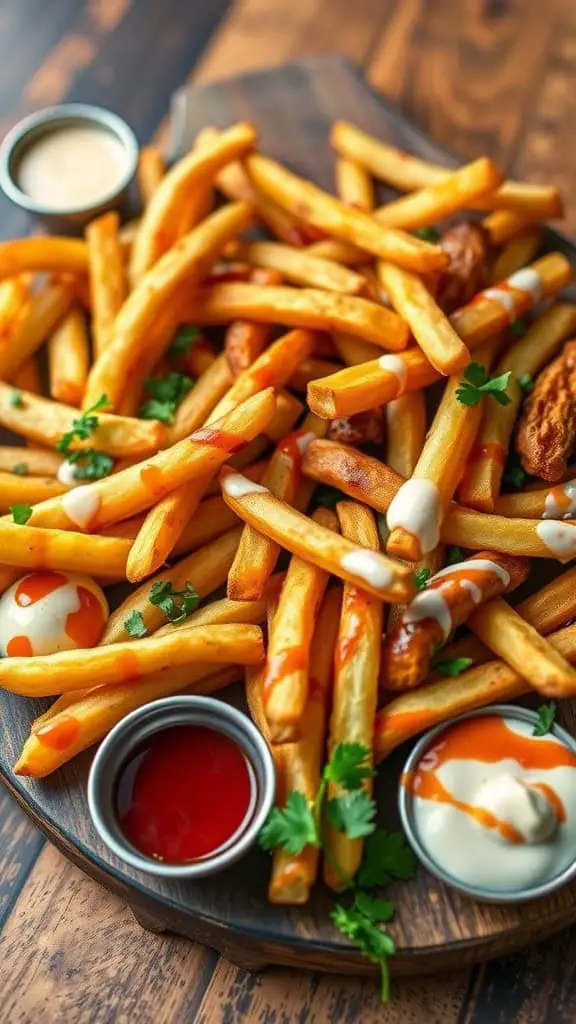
[17, 125, 128, 211]
[405, 715, 576, 892]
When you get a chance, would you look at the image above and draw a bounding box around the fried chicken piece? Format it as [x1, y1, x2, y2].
[516, 341, 576, 481]
[433, 220, 493, 314]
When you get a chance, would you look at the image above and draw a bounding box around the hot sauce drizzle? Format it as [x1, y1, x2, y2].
[65, 586, 107, 648]
[36, 714, 80, 751]
[15, 571, 67, 606]
[6, 635, 33, 657]
[262, 646, 308, 706]
[191, 427, 247, 454]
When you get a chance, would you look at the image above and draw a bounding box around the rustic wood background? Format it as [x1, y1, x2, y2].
[1, 1, 576, 1020]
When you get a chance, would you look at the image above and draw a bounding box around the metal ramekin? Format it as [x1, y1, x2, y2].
[0, 103, 139, 232]
[87, 695, 276, 879]
[399, 704, 576, 903]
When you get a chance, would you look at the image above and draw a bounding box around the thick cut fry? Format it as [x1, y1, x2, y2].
[385, 391, 427, 478]
[85, 202, 254, 410]
[11, 357, 41, 395]
[468, 597, 576, 698]
[308, 253, 572, 418]
[381, 552, 529, 691]
[102, 526, 242, 643]
[324, 503, 382, 890]
[458, 303, 576, 511]
[306, 239, 366, 265]
[378, 261, 470, 374]
[374, 623, 576, 763]
[47, 305, 89, 406]
[245, 153, 448, 272]
[0, 521, 130, 577]
[0, 381, 164, 457]
[0, 470, 68, 510]
[490, 229, 542, 284]
[25, 390, 275, 532]
[483, 210, 537, 246]
[0, 238, 88, 278]
[115, 306, 181, 417]
[335, 155, 375, 211]
[0, 623, 262, 698]
[330, 123, 563, 219]
[494, 480, 576, 519]
[223, 266, 281, 376]
[0, 446, 62, 477]
[220, 468, 414, 602]
[234, 241, 366, 294]
[131, 123, 257, 280]
[137, 145, 166, 205]
[332, 332, 382, 366]
[262, 508, 336, 742]
[86, 211, 128, 358]
[290, 357, 340, 391]
[373, 157, 505, 230]
[0, 278, 73, 380]
[184, 281, 409, 350]
[166, 353, 234, 443]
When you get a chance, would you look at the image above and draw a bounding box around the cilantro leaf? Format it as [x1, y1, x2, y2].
[456, 363, 512, 407]
[353, 892, 395, 923]
[518, 373, 534, 394]
[331, 905, 396, 1002]
[533, 701, 556, 737]
[10, 389, 24, 408]
[124, 611, 148, 638]
[139, 372, 194, 424]
[414, 226, 440, 243]
[66, 450, 114, 481]
[168, 325, 202, 358]
[447, 546, 464, 565]
[432, 655, 473, 677]
[149, 580, 200, 623]
[12, 462, 28, 476]
[414, 567, 431, 590]
[356, 829, 418, 889]
[258, 791, 318, 854]
[56, 394, 111, 455]
[324, 743, 374, 791]
[10, 503, 32, 525]
[326, 791, 377, 839]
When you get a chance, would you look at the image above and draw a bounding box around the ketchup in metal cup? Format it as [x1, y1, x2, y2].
[115, 724, 256, 863]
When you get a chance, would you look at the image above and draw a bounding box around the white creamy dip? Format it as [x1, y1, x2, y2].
[17, 125, 128, 211]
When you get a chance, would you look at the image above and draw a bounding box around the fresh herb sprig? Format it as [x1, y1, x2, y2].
[168, 325, 202, 358]
[533, 701, 556, 736]
[56, 395, 114, 481]
[10, 503, 32, 525]
[138, 372, 194, 425]
[149, 580, 200, 623]
[414, 567, 431, 590]
[431, 655, 474, 677]
[456, 363, 512, 407]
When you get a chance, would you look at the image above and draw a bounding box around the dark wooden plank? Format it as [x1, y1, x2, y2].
[0, 788, 43, 930]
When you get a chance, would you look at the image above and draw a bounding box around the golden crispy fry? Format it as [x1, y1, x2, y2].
[335, 155, 375, 211]
[374, 157, 505, 230]
[490, 228, 542, 283]
[0, 521, 130, 577]
[494, 480, 576, 519]
[303, 439, 403, 507]
[290, 357, 340, 391]
[86, 201, 254, 410]
[385, 391, 427, 478]
[378, 260, 470, 374]
[0, 238, 88, 278]
[332, 332, 382, 366]
[137, 145, 166, 206]
[115, 305, 181, 417]
[261, 390, 304, 441]
[234, 241, 366, 294]
[184, 281, 409, 350]
[245, 153, 448, 272]
[458, 303, 576, 511]
[47, 305, 89, 406]
[262, 508, 336, 742]
[0, 470, 68, 510]
[468, 596, 576, 698]
[102, 526, 242, 643]
[220, 467, 414, 602]
[306, 239, 366, 265]
[324, 503, 382, 890]
[86, 211, 128, 358]
[166, 353, 234, 443]
[26, 390, 275, 532]
[11, 356, 41, 395]
[131, 123, 257, 280]
[330, 123, 563, 219]
[224, 320, 272, 377]
[0, 278, 73, 381]
[0, 446, 62, 477]
[483, 210, 538, 245]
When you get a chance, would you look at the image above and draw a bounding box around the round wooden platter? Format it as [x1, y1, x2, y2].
[3, 54, 576, 977]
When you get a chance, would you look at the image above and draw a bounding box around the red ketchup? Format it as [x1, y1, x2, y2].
[115, 725, 256, 863]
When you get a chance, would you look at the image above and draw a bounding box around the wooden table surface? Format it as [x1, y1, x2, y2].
[1, 1, 576, 1020]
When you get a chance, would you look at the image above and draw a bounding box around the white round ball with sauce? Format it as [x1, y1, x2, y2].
[0, 571, 109, 657]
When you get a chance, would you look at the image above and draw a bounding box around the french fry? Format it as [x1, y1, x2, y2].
[183, 281, 409, 350]
[102, 526, 242, 643]
[332, 332, 382, 366]
[0, 446, 62, 477]
[137, 145, 166, 206]
[25, 390, 275, 532]
[373, 157, 505, 230]
[220, 467, 414, 602]
[494, 479, 576, 519]
[330, 123, 563, 219]
[223, 266, 282, 376]
[468, 596, 576, 698]
[85, 201, 254, 410]
[385, 391, 427, 478]
[324, 503, 383, 890]
[86, 211, 128, 358]
[11, 357, 42, 395]
[262, 507, 336, 743]
[166, 353, 234, 443]
[290, 357, 341, 392]
[381, 552, 529, 691]
[0, 470, 68, 510]
[374, 623, 576, 763]
[245, 153, 448, 272]
[306, 239, 366, 266]
[0, 623, 262, 698]
[0, 521, 130, 577]
[234, 241, 366, 295]
[335, 156, 375, 211]
[47, 305, 89, 406]
[378, 260, 470, 374]
[483, 210, 537, 246]
[490, 228, 542, 284]
[458, 303, 576, 511]
[0, 275, 29, 322]
[303, 439, 403, 509]
[0, 278, 73, 381]
[0, 238, 88, 278]
[308, 253, 572, 418]
[115, 305, 182, 417]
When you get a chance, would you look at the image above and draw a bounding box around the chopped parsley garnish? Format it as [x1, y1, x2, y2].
[10, 389, 24, 408]
[10, 503, 32, 525]
[138, 372, 194, 425]
[456, 363, 512, 407]
[431, 655, 474, 677]
[447, 546, 464, 565]
[124, 610, 148, 638]
[414, 226, 440, 243]
[149, 580, 200, 623]
[533, 701, 556, 736]
[414, 567, 431, 590]
[56, 395, 114, 481]
[168, 325, 202, 358]
[518, 373, 534, 394]
[12, 462, 28, 476]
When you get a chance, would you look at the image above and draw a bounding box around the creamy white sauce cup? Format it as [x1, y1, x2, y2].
[398, 704, 576, 903]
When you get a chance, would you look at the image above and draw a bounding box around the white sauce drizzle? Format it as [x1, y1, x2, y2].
[543, 481, 576, 521]
[387, 478, 442, 554]
[221, 473, 270, 499]
[482, 287, 517, 317]
[432, 558, 511, 588]
[57, 460, 79, 487]
[507, 267, 543, 302]
[61, 485, 101, 529]
[295, 431, 317, 455]
[459, 579, 483, 604]
[536, 520, 576, 562]
[340, 550, 393, 591]
[403, 589, 453, 641]
[378, 354, 408, 394]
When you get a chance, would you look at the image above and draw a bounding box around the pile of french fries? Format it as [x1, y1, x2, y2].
[3, 118, 576, 904]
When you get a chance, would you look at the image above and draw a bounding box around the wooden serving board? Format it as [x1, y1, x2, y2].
[2, 54, 576, 978]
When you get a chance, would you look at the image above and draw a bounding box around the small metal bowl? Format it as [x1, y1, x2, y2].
[398, 704, 576, 903]
[87, 695, 276, 880]
[0, 103, 139, 232]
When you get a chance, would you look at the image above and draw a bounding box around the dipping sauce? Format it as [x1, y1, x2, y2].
[115, 724, 257, 864]
[17, 125, 129, 211]
[403, 714, 576, 892]
[0, 570, 108, 656]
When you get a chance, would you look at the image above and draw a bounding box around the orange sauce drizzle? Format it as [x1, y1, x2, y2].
[535, 783, 567, 823]
[403, 768, 524, 843]
[140, 465, 165, 497]
[117, 649, 141, 684]
[36, 714, 80, 751]
[191, 427, 246, 454]
[277, 429, 309, 469]
[15, 571, 67, 606]
[468, 442, 506, 469]
[6, 635, 33, 656]
[65, 586, 106, 648]
[336, 587, 368, 670]
[262, 646, 308, 705]
[545, 485, 574, 514]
